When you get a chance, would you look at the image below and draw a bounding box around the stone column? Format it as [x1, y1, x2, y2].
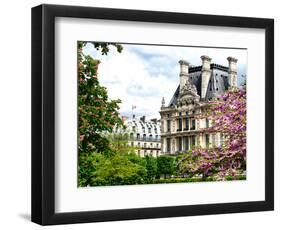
[201, 55, 212, 99]
[199, 133, 204, 148]
[179, 60, 189, 91]
[172, 138, 176, 154]
[227, 56, 238, 88]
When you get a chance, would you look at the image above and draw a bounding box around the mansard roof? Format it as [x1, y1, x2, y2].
[168, 64, 229, 106]
[205, 70, 229, 100]
[125, 118, 161, 138]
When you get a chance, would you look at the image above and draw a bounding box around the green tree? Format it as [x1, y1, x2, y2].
[157, 156, 176, 179]
[145, 155, 158, 183]
[82, 42, 123, 55]
[78, 152, 104, 187]
[78, 41, 124, 153]
[106, 132, 136, 156]
[126, 153, 147, 167]
[91, 154, 147, 186]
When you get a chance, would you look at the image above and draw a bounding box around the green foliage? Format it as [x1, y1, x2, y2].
[153, 175, 245, 184]
[153, 177, 202, 184]
[78, 150, 245, 187]
[90, 154, 147, 186]
[225, 175, 246, 181]
[106, 132, 136, 155]
[176, 151, 216, 179]
[78, 41, 123, 55]
[126, 153, 146, 167]
[157, 156, 176, 178]
[144, 155, 158, 182]
[78, 41, 124, 153]
[78, 152, 104, 187]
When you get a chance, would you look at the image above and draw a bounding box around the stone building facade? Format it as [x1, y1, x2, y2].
[160, 56, 238, 155]
[124, 116, 161, 157]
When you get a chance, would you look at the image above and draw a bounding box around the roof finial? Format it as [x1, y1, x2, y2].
[161, 97, 165, 107]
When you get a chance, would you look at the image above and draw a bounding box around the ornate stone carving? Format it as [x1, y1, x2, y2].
[176, 79, 200, 109]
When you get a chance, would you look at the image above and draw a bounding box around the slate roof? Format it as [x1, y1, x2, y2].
[168, 64, 229, 106]
[125, 118, 161, 140]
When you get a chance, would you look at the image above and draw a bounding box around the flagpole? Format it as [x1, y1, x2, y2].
[131, 105, 136, 120]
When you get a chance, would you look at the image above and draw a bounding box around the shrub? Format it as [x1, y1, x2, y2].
[90, 154, 147, 186]
[157, 156, 176, 179]
[78, 152, 105, 187]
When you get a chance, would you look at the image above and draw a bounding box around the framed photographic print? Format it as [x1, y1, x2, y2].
[31, 4, 274, 225]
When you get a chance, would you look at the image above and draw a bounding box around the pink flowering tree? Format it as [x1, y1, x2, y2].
[178, 88, 246, 180]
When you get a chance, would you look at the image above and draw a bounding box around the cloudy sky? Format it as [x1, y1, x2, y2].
[83, 43, 247, 119]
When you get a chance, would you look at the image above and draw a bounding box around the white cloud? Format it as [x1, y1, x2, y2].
[83, 43, 247, 119]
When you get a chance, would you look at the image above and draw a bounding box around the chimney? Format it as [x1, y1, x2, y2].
[140, 116, 146, 123]
[179, 60, 189, 91]
[227, 56, 238, 88]
[150, 118, 157, 123]
[201, 55, 212, 99]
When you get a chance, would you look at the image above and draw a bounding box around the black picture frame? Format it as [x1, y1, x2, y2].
[31, 4, 274, 225]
